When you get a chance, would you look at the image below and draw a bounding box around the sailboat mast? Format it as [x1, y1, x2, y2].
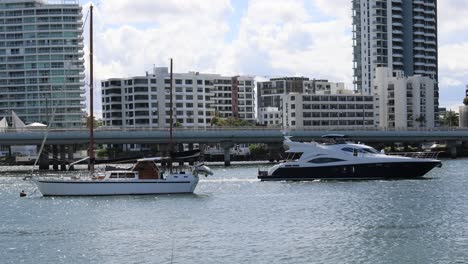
[169, 58, 173, 151]
[89, 4, 95, 172]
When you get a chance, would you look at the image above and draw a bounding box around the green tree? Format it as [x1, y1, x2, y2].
[441, 110, 459, 127]
[210, 116, 253, 127]
[415, 114, 426, 128]
[463, 97, 468, 106]
[248, 144, 267, 156]
[85, 114, 102, 128]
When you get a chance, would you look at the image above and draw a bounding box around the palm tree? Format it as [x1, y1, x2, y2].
[441, 110, 459, 127]
[415, 114, 426, 128]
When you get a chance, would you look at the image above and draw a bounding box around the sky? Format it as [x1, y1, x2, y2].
[79, 0, 468, 115]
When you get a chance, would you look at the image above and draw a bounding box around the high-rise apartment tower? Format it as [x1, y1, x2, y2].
[0, 0, 85, 128]
[352, 0, 438, 95]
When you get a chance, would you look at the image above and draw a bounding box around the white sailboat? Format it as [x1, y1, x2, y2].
[32, 5, 212, 196]
[35, 157, 212, 196]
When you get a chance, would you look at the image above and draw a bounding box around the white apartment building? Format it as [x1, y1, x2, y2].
[257, 77, 309, 127]
[101, 67, 255, 128]
[258, 107, 281, 127]
[257, 78, 359, 128]
[352, 0, 438, 96]
[213, 76, 255, 122]
[303, 79, 345, 95]
[282, 91, 374, 129]
[460, 85, 468, 128]
[375, 67, 435, 129]
[0, 0, 85, 128]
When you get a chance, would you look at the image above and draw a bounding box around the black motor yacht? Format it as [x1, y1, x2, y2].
[258, 136, 442, 181]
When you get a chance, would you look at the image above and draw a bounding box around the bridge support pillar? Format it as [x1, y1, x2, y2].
[52, 145, 59, 171]
[221, 141, 234, 167]
[67, 145, 74, 171]
[39, 145, 49, 171]
[447, 141, 462, 159]
[60, 145, 66, 171]
[462, 142, 468, 157]
[223, 147, 231, 167]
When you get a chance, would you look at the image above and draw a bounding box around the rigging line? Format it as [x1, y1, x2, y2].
[30, 106, 58, 176]
[82, 7, 90, 31]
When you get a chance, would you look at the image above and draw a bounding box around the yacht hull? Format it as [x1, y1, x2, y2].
[36, 178, 199, 196]
[259, 161, 441, 181]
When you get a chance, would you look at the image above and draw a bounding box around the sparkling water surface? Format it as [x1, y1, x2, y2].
[1, 160, 467, 264]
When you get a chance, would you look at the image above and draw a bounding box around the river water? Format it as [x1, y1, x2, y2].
[1, 160, 467, 264]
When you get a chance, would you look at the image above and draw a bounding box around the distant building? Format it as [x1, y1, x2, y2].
[282, 92, 374, 129]
[352, 0, 438, 95]
[375, 67, 435, 129]
[459, 86, 468, 127]
[258, 107, 281, 127]
[212, 76, 255, 122]
[459, 106, 468, 128]
[101, 67, 255, 128]
[257, 78, 361, 128]
[0, 0, 85, 128]
[256, 77, 308, 126]
[303, 79, 345, 95]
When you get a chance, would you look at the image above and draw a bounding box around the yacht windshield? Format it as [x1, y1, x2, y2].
[285, 152, 303, 161]
[361, 148, 379, 154]
[341, 147, 379, 154]
[341, 147, 354, 153]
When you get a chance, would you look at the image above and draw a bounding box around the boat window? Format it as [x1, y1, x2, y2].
[341, 147, 354, 153]
[110, 173, 118, 178]
[286, 152, 303, 160]
[361, 148, 378, 154]
[308, 157, 345, 163]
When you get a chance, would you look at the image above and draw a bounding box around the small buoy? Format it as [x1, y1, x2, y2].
[20, 190, 27, 197]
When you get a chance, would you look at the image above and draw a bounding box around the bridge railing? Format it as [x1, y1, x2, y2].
[1, 126, 468, 133]
[386, 152, 441, 159]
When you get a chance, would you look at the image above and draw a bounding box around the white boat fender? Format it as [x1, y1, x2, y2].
[195, 165, 214, 177]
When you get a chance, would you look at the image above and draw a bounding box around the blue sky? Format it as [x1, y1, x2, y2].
[79, 0, 468, 113]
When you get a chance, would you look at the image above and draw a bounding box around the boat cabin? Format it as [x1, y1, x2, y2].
[103, 160, 162, 180]
[131, 160, 161, 179]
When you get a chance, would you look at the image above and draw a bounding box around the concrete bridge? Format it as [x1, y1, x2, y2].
[1, 128, 468, 166]
[1, 127, 468, 145]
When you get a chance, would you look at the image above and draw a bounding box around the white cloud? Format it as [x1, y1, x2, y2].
[313, 0, 351, 19]
[438, 0, 468, 38]
[216, 0, 353, 87]
[79, 0, 468, 110]
[88, 0, 233, 81]
[439, 42, 468, 74]
[98, 0, 232, 25]
[440, 77, 463, 88]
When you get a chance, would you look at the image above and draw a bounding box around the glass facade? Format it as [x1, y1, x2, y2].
[0, 0, 85, 128]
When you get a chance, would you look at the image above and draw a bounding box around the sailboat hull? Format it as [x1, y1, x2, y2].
[36, 178, 199, 196]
